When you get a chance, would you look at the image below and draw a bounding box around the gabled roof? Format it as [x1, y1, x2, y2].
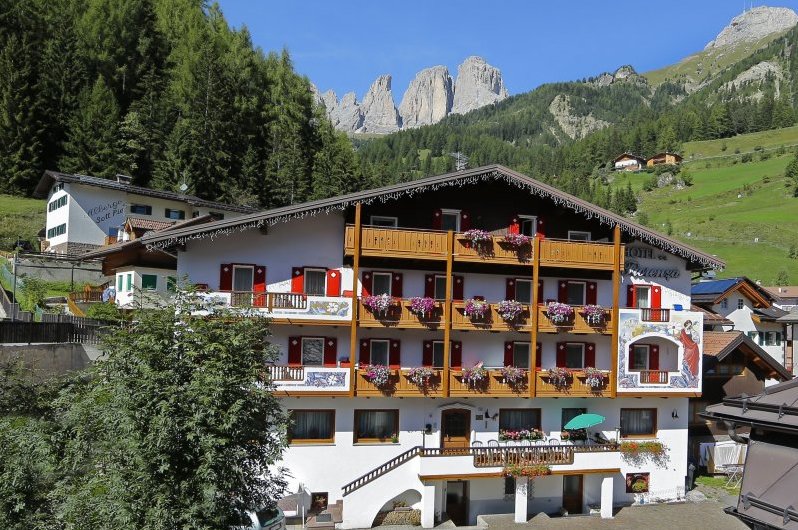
[33, 171, 257, 214]
[752, 306, 789, 322]
[703, 331, 792, 381]
[125, 217, 175, 232]
[692, 277, 774, 307]
[142, 164, 725, 270]
[613, 152, 645, 163]
[763, 285, 798, 299]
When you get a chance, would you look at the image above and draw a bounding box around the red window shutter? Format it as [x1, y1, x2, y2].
[506, 278, 516, 300]
[452, 275, 464, 301]
[391, 272, 403, 298]
[509, 216, 520, 235]
[359, 339, 371, 365]
[536, 343, 542, 369]
[288, 337, 302, 366]
[220, 264, 233, 291]
[626, 285, 635, 307]
[460, 210, 471, 231]
[558, 281, 568, 303]
[652, 286, 662, 309]
[536, 216, 545, 238]
[537, 280, 544, 305]
[361, 271, 373, 297]
[425, 274, 436, 298]
[586, 281, 597, 305]
[504, 341, 514, 366]
[556, 342, 566, 367]
[450, 341, 462, 368]
[323, 337, 337, 367]
[389, 340, 401, 368]
[585, 343, 596, 368]
[432, 209, 443, 230]
[326, 269, 341, 297]
[291, 267, 304, 294]
[649, 345, 660, 370]
[422, 340, 433, 367]
[254, 266, 267, 307]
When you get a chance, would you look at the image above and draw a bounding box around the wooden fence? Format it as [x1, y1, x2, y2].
[0, 320, 109, 345]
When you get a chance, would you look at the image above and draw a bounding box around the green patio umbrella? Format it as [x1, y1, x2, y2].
[563, 413, 605, 430]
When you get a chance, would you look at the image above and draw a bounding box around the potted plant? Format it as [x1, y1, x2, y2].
[503, 463, 551, 478]
[407, 366, 436, 388]
[463, 229, 492, 245]
[461, 361, 488, 388]
[390, 433, 399, 444]
[363, 293, 394, 315]
[546, 301, 574, 325]
[560, 429, 587, 442]
[464, 298, 490, 320]
[363, 364, 393, 389]
[502, 233, 531, 248]
[499, 428, 544, 442]
[497, 299, 524, 322]
[583, 366, 606, 389]
[408, 296, 436, 318]
[500, 365, 527, 387]
[583, 304, 606, 326]
[547, 366, 572, 389]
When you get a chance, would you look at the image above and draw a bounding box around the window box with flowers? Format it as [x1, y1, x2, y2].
[620, 441, 667, 465]
[408, 297, 437, 319]
[463, 298, 490, 320]
[497, 299, 524, 323]
[546, 302, 574, 326]
[499, 428, 544, 442]
[582, 367, 607, 390]
[503, 463, 551, 478]
[502, 233, 532, 249]
[560, 429, 587, 442]
[546, 367, 572, 390]
[500, 365, 527, 388]
[363, 293, 396, 316]
[582, 304, 606, 326]
[461, 361, 489, 389]
[462, 229, 493, 256]
[363, 364, 394, 390]
[406, 367, 437, 390]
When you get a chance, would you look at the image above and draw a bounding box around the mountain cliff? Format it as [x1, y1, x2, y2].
[705, 6, 798, 49]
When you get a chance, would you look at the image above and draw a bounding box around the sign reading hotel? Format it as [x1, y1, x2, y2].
[624, 244, 681, 281]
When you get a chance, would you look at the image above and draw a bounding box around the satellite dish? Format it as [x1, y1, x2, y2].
[179, 183, 188, 193]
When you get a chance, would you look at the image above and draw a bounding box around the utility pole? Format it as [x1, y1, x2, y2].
[11, 236, 19, 321]
[449, 152, 469, 171]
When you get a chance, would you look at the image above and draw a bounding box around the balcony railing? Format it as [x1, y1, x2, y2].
[638, 370, 669, 384]
[358, 298, 443, 329]
[211, 291, 352, 322]
[264, 364, 350, 394]
[537, 305, 613, 334]
[453, 236, 533, 265]
[449, 369, 527, 397]
[451, 301, 532, 332]
[539, 239, 619, 270]
[640, 308, 671, 322]
[345, 225, 448, 260]
[265, 365, 305, 381]
[423, 444, 576, 466]
[229, 291, 308, 310]
[534, 369, 611, 397]
[355, 368, 445, 397]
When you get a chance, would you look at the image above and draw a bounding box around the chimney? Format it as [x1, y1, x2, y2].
[116, 174, 132, 185]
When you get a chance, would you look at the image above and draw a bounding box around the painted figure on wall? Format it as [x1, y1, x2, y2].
[680, 320, 700, 376]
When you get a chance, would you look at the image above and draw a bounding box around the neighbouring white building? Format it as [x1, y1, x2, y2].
[33, 171, 256, 255]
[143, 165, 722, 527]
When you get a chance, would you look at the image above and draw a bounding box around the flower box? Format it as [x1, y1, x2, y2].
[500, 365, 527, 387]
[363, 364, 393, 389]
[546, 302, 574, 325]
[408, 297, 437, 318]
[464, 298, 490, 320]
[503, 463, 551, 478]
[582, 366, 606, 389]
[462, 229, 492, 245]
[620, 440, 665, 457]
[497, 299, 524, 322]
[502, 233, 532, 248]
[406, 367, 436, 388]
[582, 304, 606, 326]
[561, 429, 587, 442]
[499, 428, 544, 442]
[546, 366, 572, 389]
[461, 361, 488, 388]
[363, 293, 395, 315]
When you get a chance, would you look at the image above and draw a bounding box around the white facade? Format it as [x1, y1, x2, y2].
[711, 293, 786, 367]
[114, 266, 176, 308]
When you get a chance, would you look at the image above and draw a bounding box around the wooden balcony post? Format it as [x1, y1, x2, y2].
[610, 224, 622, 398]
[349, 202, 362, 397]
[529, 235, 541, 397]
[443, 230, 454, 397]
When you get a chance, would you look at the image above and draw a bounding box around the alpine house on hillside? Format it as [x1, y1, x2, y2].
[143, 165, 724, 527]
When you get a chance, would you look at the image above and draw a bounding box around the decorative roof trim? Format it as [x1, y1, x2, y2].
[143, 164, 724, 269]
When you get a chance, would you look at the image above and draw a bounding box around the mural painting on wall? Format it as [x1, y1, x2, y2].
[617, 312, 701, 389]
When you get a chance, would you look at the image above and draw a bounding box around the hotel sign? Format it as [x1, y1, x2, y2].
[624, 245, 681, 280]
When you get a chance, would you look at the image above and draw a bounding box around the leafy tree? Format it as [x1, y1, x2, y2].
[776, 269, 790, 286]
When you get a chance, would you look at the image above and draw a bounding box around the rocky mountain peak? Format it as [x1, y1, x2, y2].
[705, 6, 798, 49]
[359, 75, 401, 133]
[451, 56, 509, 115]
[398, 65, 454, 128]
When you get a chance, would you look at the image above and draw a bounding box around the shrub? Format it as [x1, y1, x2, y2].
[721, 141, 727, 152]
[759, 152, 772, 161]
[741, 153, 753, 163]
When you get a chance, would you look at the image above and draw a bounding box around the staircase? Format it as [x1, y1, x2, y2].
[342, 446, 423, 496]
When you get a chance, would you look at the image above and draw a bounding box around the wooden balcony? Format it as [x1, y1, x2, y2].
[638, 370, 669, 384]
[358, 298, 443, 329]
[451, 301, 532, 332]
[453, 236, 533, 265]
[229, 291, 308, 310]
[640, 308, 671, 322]
[448, 369, 527, 397]
[539, 239, 619, 270]
[345, 225, 448, 260]
[422, 445, 576, 466]
[355, 368, 445, 397]
[534, 369, 611, 397]
[536, 305, 613, 335]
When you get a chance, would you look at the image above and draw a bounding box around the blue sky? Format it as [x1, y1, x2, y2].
[218, 1, 798, 99]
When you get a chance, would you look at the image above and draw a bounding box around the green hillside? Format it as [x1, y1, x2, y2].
[0, 195, 45, 251]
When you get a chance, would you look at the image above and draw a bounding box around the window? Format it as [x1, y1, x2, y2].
[737, 299, 744, 310]
[635, 286, 651, 309]
[515, 279, 533, 304]
[499, 409, 541, 431]
[566, 282, 586, 305]
[47, 224, 66, 238]
[130, 204, 152, 215]
[512, 342, 530, 369]
[117, 275, 123, 292]
[354, 410, 399, 443]
[440, 209, 460, 232]
[369, 216, 398, 227]
[433, 275, 447, 301]
[370, 340, 390, 365]
[141, 274, 157, 290]
[747, 331, 759, 344]
[232, 265, 254, 291]
[53, 183, 65, 193]
[165, 208, 185, 220]
[567, 231, 591, 241]
[48, 195, 67, 212]
[620, 408, 657, 437]
[304, 268, 326, 296]
[289, 410, 334, 443]
[561, 408, 586, 430]
[167, 277, 177, 292]
[432, 341, 445, 368]
[301, 337, 324, 366]
[518, 216, 537, 236]
[720, 299, 728, 309]
[766, 332, 782, 347]
[371, 272, 392, 296]
[630, 345, 650, 370]
[126, 273, 133, 292]
[564, 343, 584, 369]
